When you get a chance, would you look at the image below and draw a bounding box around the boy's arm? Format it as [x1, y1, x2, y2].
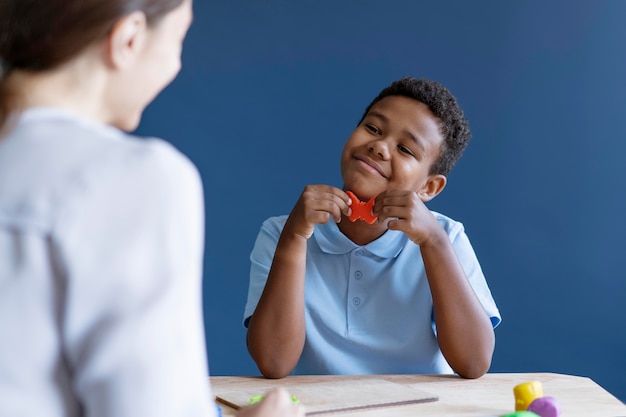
[246, 228, 307, 379]
[376, 189, 495, 379]
[420, 231, 495, 379]
[246, 185, 350, 379]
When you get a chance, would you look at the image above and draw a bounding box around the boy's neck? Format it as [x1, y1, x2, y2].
[337, 214, 389, 246]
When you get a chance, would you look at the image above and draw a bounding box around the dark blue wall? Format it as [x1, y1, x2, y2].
[137, 0, 626, 402]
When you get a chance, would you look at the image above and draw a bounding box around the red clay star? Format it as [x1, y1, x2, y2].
[346, 191, 377, 224]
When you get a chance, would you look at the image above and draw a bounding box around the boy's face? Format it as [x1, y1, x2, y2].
[340, 95, 444, 200]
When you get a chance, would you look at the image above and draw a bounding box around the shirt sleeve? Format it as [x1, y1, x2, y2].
[449, 222, 501, 328]
[52, 140, 216, 417]
[243, 216, 286, 328]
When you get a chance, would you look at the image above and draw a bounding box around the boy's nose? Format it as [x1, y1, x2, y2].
[367, 139, 390, 160]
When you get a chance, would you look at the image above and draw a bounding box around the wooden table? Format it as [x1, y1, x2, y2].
[211, 373, 626, 416]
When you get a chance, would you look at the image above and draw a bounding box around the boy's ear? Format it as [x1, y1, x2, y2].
[105, 11, 148, 70]
[418, 174, 447, 202]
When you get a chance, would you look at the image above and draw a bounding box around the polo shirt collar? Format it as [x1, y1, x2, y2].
[313, 220, 407, 258]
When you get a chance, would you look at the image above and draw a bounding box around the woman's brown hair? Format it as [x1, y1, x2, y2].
[0, 0, 184, 130]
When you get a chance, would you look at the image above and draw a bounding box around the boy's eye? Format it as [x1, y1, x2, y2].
[398, 144, 414, 156]
[365, 124, 381, 135]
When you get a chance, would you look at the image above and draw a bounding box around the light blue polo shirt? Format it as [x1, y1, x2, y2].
[244, 212, 501, 375]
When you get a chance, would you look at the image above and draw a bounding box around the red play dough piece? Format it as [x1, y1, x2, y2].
[346, 191, 377, 224]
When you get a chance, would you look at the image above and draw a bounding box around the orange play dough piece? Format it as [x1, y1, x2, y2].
[346, 191, 377, 224]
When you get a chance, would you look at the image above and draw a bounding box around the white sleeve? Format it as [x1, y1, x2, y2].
[52, 141, 216, 417]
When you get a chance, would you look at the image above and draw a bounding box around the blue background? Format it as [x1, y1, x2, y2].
[137, 0, 626, 403]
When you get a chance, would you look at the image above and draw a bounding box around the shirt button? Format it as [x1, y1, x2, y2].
[354, 271, 362, 279]
[352, 297, 361, 306]
[355, 250, 364, 256]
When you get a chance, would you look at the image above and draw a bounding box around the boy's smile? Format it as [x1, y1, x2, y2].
[340, 95, 445, 200]
[353, 154, 388, 178]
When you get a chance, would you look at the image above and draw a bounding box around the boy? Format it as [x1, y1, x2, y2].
[243, 77, 500, 379]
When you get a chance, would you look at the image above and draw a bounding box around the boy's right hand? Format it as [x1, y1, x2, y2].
[284, 185, 351, 239]
[235, 388, 305, 417]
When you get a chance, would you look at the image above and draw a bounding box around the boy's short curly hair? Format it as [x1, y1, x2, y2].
[358, 77, 471, 176]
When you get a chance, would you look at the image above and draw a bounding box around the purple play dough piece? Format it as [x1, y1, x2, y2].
[527, 396, 561, 417]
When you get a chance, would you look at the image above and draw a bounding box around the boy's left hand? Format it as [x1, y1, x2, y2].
[373, 189, 443, 246]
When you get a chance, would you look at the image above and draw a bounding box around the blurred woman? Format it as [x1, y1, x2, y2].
[0, 1, 302, 416]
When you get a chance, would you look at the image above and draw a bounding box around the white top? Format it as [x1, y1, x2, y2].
[245, 214, 500, 375]
[0, 108, 216, 417]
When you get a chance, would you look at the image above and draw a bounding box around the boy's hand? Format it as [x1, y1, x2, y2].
[284, 185, 351, 240]
[374, 189, 443, 246]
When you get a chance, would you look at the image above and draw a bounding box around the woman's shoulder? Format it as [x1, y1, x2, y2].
[0, 109, 199, 230]
[4, 107, 191, 172]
